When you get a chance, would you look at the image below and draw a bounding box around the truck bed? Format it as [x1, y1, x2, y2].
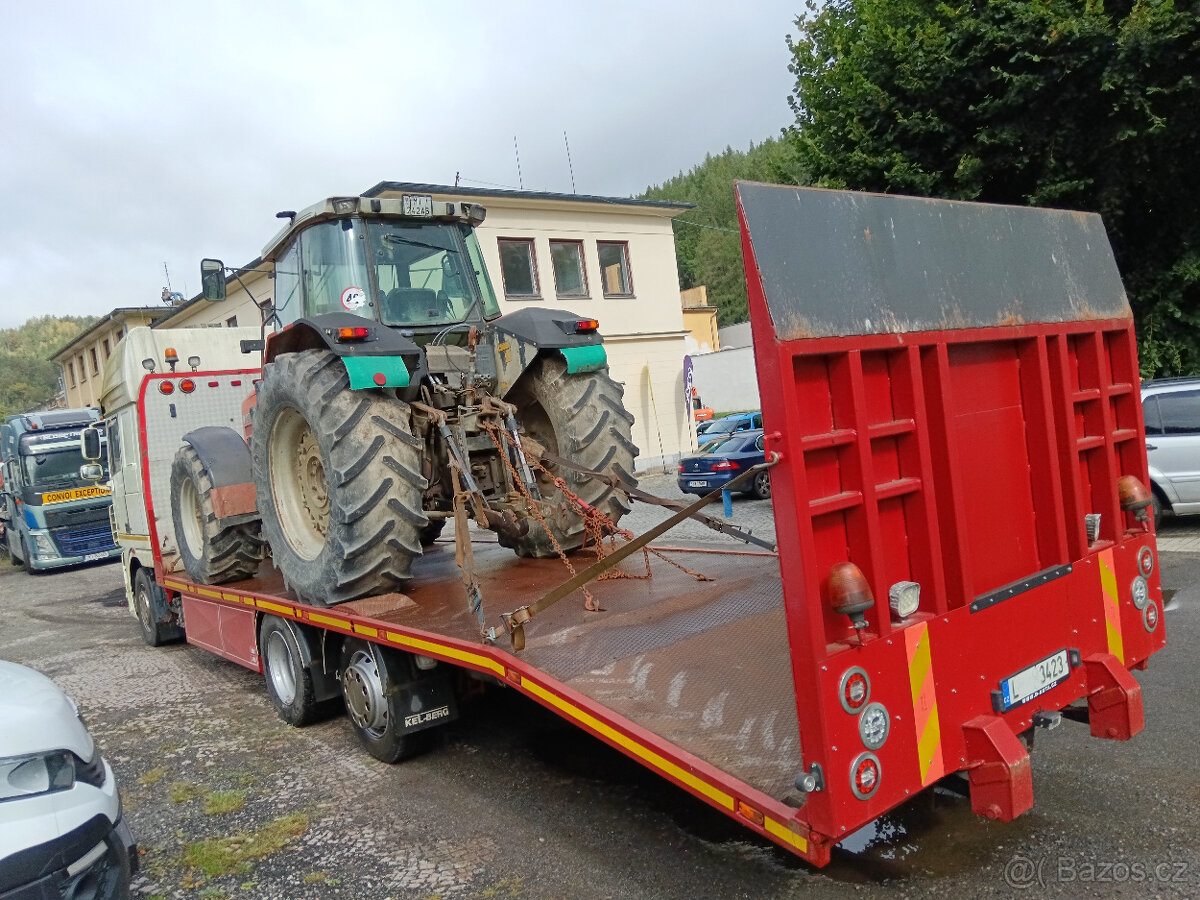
[189, 539, 804, 805]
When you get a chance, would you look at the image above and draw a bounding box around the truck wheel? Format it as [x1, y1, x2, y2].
[260, 616, 319, 726]
[133, 567, 181, 647]
[170, 445, 265, 585]
[502, 356, 638, 558]
[253, 349, 428, 607]
[339, 638, 424, 763]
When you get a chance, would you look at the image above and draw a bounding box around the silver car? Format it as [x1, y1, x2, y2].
[1142, 376, 1200, 526]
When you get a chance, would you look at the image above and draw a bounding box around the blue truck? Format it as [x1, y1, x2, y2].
[0, 408, 120, 572]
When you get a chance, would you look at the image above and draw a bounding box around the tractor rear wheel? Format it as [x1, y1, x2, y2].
[501, 356, 638, 558]
[170, 444, 265, 584]
[252, 349, 428, 607]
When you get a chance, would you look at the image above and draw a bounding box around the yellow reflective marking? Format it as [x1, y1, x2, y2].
[917, 703, 942, 782]
[1099, 550, 1124, 664]
[257, 600, 294, 617]
[764, 816, 809, 853]
[908, 629, 932, 699]
[163, 580, 186, 592]
[195, 587, 222, 600]
[522, 676, 735, 812]
[353, 624, 379, 637]
[384, 631, 505, 677]
[115, 533, 150, 545]
[307, 612, 351, 630]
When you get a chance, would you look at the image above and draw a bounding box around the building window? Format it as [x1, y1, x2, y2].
[598, 241, 633, 296]
[226, 315, 239, 327]
[549, 240, 588, 297]
[68, 361, 76, 387]
[115, 328, 124, 341]
[498, 238, 539, 298]
[102, 339, 110, 359]
[89, 347, 99, 376]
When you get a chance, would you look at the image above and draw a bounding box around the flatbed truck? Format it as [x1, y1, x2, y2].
[94, 183, 1164, 865]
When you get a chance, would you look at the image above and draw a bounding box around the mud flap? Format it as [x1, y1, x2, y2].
[394, 673, 458, 736]
[962, 715, 1033, 822]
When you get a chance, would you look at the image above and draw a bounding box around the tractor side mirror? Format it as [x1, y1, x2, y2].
[80, 426, 102, 462]
[201, 258, 227, 301]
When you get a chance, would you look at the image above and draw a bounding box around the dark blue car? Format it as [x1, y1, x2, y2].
[677, 428, 770, 499]
[695, 411, 762, 438]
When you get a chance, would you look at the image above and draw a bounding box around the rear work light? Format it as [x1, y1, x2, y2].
[159, 381, 175, 395]
[336, 326, 372, 342]
[710, 460, 739, 471]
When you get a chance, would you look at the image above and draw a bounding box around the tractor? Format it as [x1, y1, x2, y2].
[178, 193, 637, 606]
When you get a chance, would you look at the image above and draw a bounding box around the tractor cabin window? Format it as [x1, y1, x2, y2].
[598, 241, 633, 297]
[498, 238, 539, 298]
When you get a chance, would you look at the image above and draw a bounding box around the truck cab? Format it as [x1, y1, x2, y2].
[0, 409, 120, 571]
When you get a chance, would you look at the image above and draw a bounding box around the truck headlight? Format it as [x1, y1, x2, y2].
[32, 533, 56, 556]
[0, 749, 104, 800]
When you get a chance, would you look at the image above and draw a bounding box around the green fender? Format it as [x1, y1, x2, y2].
[341, 355, 411, 389]
[559, 344, 607, 374]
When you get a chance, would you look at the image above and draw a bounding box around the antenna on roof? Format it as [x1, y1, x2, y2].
[513, 135, 524, 190]
[161, 262, 184, 305]
[564, 130, 576, 194]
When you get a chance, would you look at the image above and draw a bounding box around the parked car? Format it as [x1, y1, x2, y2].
[695, 411, 762, 439]
[0, 660, 136, 899]
[678, 428, 770, 499]
[1142, 376, 1200, 527]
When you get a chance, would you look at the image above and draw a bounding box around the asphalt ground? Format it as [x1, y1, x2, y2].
[1, 492, 1197, 899]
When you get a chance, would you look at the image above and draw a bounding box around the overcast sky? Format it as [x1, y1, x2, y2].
[0, 1, 801, 330]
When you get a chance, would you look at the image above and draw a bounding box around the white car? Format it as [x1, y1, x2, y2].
[0, 660, 136, 899]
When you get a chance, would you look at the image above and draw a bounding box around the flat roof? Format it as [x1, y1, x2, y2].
[363, 181, 695, 212]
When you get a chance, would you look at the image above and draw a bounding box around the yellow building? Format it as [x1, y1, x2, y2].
[51, 308, 162, 408]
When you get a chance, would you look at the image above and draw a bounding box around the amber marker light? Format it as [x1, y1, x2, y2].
[336, 326, 371, 342]
[1118, 475, 1153, 523]
[829, 562, 874, 631]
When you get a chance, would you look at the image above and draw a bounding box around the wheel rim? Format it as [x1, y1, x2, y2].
[756, 472, 771, 498]
[269, 406, 329, 560]
[265, 630, 298, 706]
[177, 475, 204, 557]
[342, 648, 389, 737]
[136, 582, 153, 632]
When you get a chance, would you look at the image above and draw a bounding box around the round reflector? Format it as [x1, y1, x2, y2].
[158, 381, 175, 395]
[850, 752, 881, 800]
[838, 666, 871, 714]
[1138, 546, 1154, 577]
[179, 379, 196, 394]
[1130, 575, 1149, 611]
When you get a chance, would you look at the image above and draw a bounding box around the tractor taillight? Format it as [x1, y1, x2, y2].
[850, 752, 881, 800]
[336, 326, 371, 342]
[575, 319, 599, 333]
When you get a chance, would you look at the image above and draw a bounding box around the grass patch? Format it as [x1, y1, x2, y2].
[204, 790, 247, 815]
[138, 767, 167, 786]
[302, 871, 326, 884]
[182, 813, 309, 877]
[169, 781, 205, 803]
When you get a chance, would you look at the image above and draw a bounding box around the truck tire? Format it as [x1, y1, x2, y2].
[502, 356, 638, 558]
[253, 349, 427, 607]
[133, 567, 183, 647]
[170, 445, 265, 585]
[339, 638, 425, 763]
[260, 616, 320, 726]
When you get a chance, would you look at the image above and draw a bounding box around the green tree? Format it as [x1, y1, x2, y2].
[787, 0, 1200, 375]
[0, 315, 98, 416]
[641, 137, 807, 326]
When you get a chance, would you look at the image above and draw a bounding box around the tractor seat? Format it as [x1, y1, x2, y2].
[383, 287, 439, 322]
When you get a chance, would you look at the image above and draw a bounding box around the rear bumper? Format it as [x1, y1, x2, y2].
[677, 472, 739, 495]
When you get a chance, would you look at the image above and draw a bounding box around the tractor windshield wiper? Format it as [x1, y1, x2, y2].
[382, 234, 457, 254]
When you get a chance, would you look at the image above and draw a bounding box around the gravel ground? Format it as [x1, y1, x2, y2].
[0, 508, 1197, 898]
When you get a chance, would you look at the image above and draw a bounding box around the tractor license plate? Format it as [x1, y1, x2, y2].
[999, 649, 1070, 711]
[688, 480, 708, 488]
[402, 193, 433, 217]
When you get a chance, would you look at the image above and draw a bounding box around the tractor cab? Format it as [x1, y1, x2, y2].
[203, 194, 502, 341]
